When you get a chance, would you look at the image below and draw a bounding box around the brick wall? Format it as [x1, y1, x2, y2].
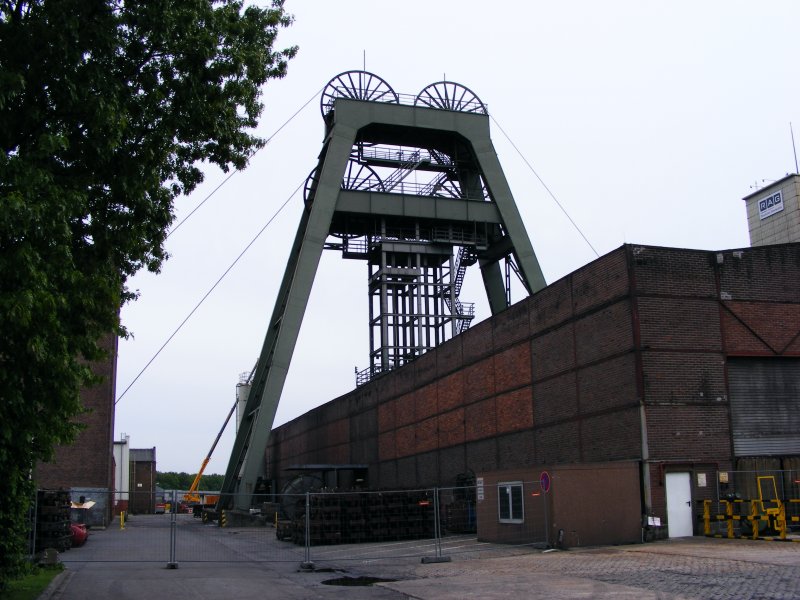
[477, 462, 641, 547]
[718, 245, 800, 302]
[35, 332, 117, 492]
[264, 243, 800, 527]
[267, 246, 641, 491]
[631, 244, 800, 526]
[129, 458, 156, 514]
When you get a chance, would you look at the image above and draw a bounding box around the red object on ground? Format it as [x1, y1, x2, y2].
[71, 523, 88, 547]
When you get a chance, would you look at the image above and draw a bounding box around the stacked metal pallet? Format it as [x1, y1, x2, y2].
[445, 499, 477, 533]
[36, 490, 72, 552]
[288, 491, 435, 546]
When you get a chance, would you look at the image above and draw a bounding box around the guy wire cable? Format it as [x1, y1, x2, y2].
[116, 177, 305, 404]
[490, 114, 599, 258]
[167, 84, 324, 239]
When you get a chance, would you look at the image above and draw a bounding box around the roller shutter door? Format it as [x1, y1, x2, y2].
[728, 357, 800, 456]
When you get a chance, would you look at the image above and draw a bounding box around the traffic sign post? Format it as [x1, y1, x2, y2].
[540, 471, 551, 494]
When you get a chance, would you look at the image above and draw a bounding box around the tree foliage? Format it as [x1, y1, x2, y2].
[156, 471, 224, 491]
[0, 0, 295, 584]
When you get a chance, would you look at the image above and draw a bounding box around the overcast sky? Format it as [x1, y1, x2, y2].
[114, 1, 800, 476]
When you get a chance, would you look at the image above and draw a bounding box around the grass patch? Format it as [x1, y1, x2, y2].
[4, 565, 63, 600]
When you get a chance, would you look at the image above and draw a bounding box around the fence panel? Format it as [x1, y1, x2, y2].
[32, 484, 552, 566]
[472, 480, 549, 550]
[704, 470, 800, 539]
[177, 493, 304, 563]
[273, 484, 548, 566]
[35, 490, 172, 563]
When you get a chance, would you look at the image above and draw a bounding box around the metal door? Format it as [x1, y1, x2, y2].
[665, 472, 693, 537]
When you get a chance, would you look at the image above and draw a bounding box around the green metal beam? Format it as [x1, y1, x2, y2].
[220, 93, 547, 507]
[219, 121, 357, 510]
[335, 190, 503, 223]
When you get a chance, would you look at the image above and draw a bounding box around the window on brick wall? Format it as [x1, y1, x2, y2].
[498, 481, 524, 523]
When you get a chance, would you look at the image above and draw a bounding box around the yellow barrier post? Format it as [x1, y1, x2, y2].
[722, 500, 733, 539]
[777, 501, 787, 540]
[703, 495, 798, 543]
[120, 510, 126, 531]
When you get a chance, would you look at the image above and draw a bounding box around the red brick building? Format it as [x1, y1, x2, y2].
[264, 243, 800, 544]
[128, 447, 157, 514]
[35, 332, 118, 526]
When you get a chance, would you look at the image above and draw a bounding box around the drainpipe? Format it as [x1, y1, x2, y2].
[150, 458, 154, 513]
[627, 246, 652, 517]
[640, 404, 652, 510]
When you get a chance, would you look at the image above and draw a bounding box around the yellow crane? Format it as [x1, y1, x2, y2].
[183, 399, 237, 514]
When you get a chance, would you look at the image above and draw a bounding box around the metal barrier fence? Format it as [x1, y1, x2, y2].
[703, 498, 800, 541]
[700, 470, 800, 541]
[31, 483, 549, 567]
[716, 469, 800, 505]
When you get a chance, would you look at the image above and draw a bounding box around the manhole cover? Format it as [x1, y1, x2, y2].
[321, 577, 397, 587]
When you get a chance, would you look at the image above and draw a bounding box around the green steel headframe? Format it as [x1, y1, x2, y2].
[219, 72, 546, 509]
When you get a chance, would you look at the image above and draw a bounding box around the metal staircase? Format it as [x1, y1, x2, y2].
[455, 246, 478, 295]
[381, 151, 424, 192]
[438, 245, 480, 334]
[420, 172, 450, 196]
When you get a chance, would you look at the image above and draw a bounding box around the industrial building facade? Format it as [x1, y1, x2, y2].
[264, 242, 800, 544]
[35, 332, 118, 526]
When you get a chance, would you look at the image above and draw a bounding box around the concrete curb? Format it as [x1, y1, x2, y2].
[37, 568, 73, 600]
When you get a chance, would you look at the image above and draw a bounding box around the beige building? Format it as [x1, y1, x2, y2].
[743, 173, 800, 245]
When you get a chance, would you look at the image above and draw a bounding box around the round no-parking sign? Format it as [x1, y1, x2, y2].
[540, 471, 551, 493]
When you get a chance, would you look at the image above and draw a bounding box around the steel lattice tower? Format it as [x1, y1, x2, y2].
[220, 72, 547, 509]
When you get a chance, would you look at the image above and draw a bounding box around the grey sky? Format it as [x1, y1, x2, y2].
[114, 1, 800, 474]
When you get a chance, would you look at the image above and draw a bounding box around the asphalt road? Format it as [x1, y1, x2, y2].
[43, 515, 800, 599]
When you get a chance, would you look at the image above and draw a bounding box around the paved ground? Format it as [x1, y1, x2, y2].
[42, 515, 800, 599]
[379, 539, 800, 599]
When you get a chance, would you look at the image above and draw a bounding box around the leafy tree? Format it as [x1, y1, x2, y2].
[156, 472, 190, 491]
[156, 471, 224, 491]
[0, 0, 296, 585]
[201, 473, 224, 491]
